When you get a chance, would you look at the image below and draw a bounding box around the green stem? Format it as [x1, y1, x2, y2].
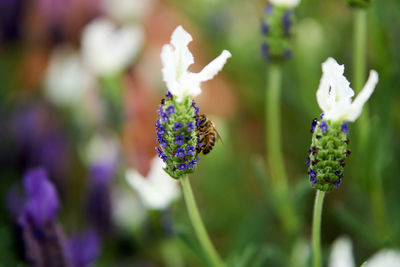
[266, 64, 297, 236]
[181, 175, 224, 267]
[312, 190, 325, 267]
[353, 8, 369, 146]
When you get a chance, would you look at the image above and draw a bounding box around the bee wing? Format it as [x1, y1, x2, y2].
[215, 128, 223, 144]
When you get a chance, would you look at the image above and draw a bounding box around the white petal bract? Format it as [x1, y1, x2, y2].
[81, 18, 144, 76]
[270, 0, 301, 8]
[126, 157, 180, 210]
[161, 25, 231, 102]
[316, 57, 378, 122]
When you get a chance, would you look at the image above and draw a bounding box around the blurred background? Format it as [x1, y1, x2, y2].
[0, 0, 399, 266]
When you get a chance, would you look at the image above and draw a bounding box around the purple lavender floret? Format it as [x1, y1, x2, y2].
[23, 168, 59, 228]
[161, 112, 169, 123]
[174, 122, 183, 132]
[186, 121, 194, 132]
[166, 105, 175, 115]
[69, 229, 101, 267]
[175, 148, 186, 159]
[319, 121, 328, 133]
[186, 146, 195, 155]
[188, 160, 197, 169]
[341, 121, 349, 134]
[175, 135, 185, 146]
[178, 163, 187, 171]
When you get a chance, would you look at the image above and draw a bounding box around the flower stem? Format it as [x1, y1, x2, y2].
[353, 8, 369, 146]
[181, 175, 224, 267]
[312, 190, 325, 267]
[266, 64, 297, 236]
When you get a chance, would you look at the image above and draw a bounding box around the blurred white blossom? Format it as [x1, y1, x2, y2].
[126, 157, 180, 210]
[329, 236, 400, 267]
[81, 18, 144, 76]
[44, 46, 94, 106]
[85, 131, 120, 166]
[112, 184, 146, 233]
[329, 236, 355, 267]
[317, 57, 378, 122]
[365, 250, 400, 267]
[103, 0, 154, 23]
[270, 0, 301, 8]
[161, 25, 231, 102]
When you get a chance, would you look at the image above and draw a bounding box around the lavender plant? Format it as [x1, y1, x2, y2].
[155, 25, 231, 267]
[308, 57, 378, 267]
[261, 0, 301, 238]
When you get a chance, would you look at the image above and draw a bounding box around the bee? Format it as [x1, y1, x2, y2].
[195, 114, 221, 155]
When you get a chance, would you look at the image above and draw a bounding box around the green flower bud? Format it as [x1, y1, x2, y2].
[348, 0, 371, 8]
[261, 4, 295, 62]
[307, 117, 350, 192]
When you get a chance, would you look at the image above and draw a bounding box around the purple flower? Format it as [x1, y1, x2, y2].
[309, 168, 317, 180]
[178, 163, 187, 171]
[157, 134, 167, 148]
[305, 156, 310, 166]
[310, 118, 318, 133]
[175, 148, 186, 159]
[156, 147, 163, 157]
[157, 124, 166, 135]
[166, 91, 172, 98]
[69, 229, 101, 267]
[175, 135, 185, 146]
[23, 168, 59, 228]
[186, 121, 194, 132]
[89, 162, 116, 186]
[341, 121, 349, 134]
[319, 121, 328, 133]
[161, 112, 169, 123]
[320, 113, 324, 119]
[161, 154, 168, 162]
[174, 122, 183, 132]
[86, 164, 113, 235]
[333, 178, 341, 188]
[282, 10, 292, 35]
[155, 119, 162, 129]
[194, 106, 200, 115]
[157, 105, 163, 116]
[188, 160, 197, 169]
[261, 21, 269, 35]
[186, 146, 195, 155]
[166, 105, 175, 115]
[264, 4, 273, 14]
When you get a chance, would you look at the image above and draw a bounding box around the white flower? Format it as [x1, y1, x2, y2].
[44, 46, 94, 106]
[270, 0, 301, 8]
[102, 0, 154, 23]
[329, 236, 400, 267]
[365, 250, 400, 267]
[317, 57, 378, 122]
[84, 132, 120, 166]
[126, 157, 180, 210]
[81, 18, 144, 76]
[329, 236, 355, 267]
[161, 25, 231, 102]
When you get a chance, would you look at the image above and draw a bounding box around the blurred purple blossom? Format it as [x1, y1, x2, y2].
[7, 168, 71, 267]
[86, 161, 116, 235]
[68, 229, 101, 267]
[10, 101, 71, 188]
[23, 167, 59, 228]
